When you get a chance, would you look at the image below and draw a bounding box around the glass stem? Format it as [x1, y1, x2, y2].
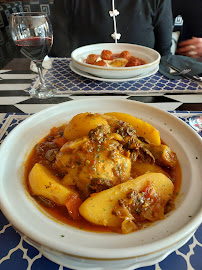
[36, 62, 45, 85]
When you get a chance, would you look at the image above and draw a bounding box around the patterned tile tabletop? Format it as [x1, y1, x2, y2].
[30, 59, 202, 95]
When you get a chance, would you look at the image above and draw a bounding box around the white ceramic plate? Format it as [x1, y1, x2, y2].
[0, 99, 201, 262]
[23, 230, 195, 270]
[70, 61, 159, 82]
[71, 43, 160, 79]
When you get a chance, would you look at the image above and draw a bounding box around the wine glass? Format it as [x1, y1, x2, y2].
[9, 12, 56, 99]
[189, 115, 202, 132]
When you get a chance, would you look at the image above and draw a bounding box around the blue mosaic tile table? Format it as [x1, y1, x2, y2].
[0, 112, 201, 270]
[31, 59, 202, 94]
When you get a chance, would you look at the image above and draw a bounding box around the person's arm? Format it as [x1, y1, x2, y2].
[50, 0, 73, 57]
[176, 37, 202, 58]
[153, 0, 173, 56]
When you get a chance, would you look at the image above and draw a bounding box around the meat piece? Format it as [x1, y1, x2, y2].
[35, 195, 55, 208]
[113, 188, 165, 226]
[114, 120, 136, 137]
[89, 178, 113, 192]
[45, 149, 58, 161]
[35, 143, 45, 154]
[101, 50, 113, 60]
[142, 143, 177, 167]
[126, 57, 142, 67]
[137, 147, 155, 163]
[35, 141, 58, 156]
[86, 54, 99, 64]
[55, 133, 131, 198]
[119, 51, 131, 60]
[88, 125, 109, 142]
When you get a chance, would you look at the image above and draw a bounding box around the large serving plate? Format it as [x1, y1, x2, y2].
[71, 43, 160, 79]
[0, 99, 201, 266]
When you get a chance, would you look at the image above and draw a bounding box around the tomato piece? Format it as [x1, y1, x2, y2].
[142, 183, 152, 198]
[50, 127, 60, 136]
[54, 137, 67, 147]
[65, 193, 83, 220]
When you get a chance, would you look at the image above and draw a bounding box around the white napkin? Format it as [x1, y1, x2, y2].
[171, 31, 180, 55]
[30, 56, 53, 73]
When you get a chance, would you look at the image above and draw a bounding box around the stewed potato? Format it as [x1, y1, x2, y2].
[29, 163, 78, 205]
[79, 173, 174, 233]
[64, 112, 110, 141]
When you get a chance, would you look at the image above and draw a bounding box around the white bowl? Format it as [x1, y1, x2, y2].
[71, 43, 160, 79]
[21, 229, 195, 270]
[0, 99, 201, 268]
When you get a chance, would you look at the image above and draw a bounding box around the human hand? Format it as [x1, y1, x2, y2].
[176, 37, 202, 58]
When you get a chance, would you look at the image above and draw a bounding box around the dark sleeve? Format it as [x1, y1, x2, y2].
[50, 0, 73, 57]
[153, 0, 173, 56]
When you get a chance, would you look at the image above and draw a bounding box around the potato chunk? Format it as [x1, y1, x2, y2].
[104, 112, 160, 145]
[29, 163, 77, 205]
[132, 161, 168, 177]
[79, 173, 174, 227]
[64, 112, 110, 141]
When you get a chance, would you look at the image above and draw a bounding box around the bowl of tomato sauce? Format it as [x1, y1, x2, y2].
[71, 43, 160, 79]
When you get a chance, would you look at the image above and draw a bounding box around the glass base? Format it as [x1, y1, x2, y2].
[189, 115, 202, 132]
[29, 83, 56, 99]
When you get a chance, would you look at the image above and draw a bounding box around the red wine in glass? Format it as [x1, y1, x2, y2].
[15, 37, 52, 62]
[10, 12, 56, 99]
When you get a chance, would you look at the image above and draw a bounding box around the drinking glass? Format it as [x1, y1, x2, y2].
[189, 115, 202, 132]
[10, 12, 56, 99]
